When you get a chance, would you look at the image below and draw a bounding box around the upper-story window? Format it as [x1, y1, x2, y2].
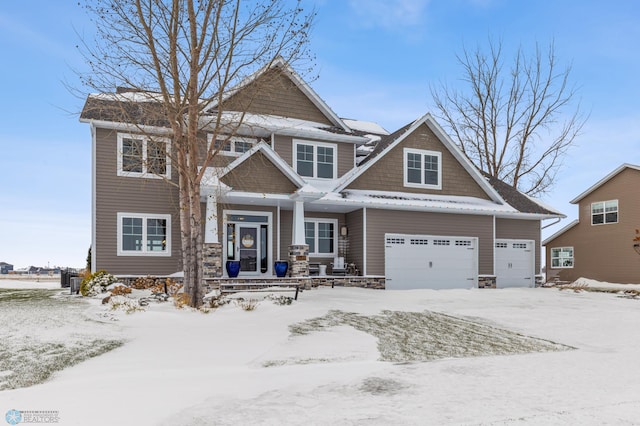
[403, 148, 442, 189]
[209, 134, 256, 156]
[591, 200, 618, 225]
[117, 133, 171, 179]
[294, 140, 337, 179]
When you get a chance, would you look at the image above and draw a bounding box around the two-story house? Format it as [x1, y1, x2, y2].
[543, 164, 640, 284]
[80, 58, 563, 289]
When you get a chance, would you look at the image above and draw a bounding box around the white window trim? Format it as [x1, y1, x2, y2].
[403, 148, 442, 190]
[117, 133, 171, 179]
[117, 212, 172, 257]
[591, 199, 619, 225]
[222, 210, 273, 275]
[305, 218, 338, 257]
[550, 246, 574, 269]
[293, 139, 338, 179]
[207, 134, 257, 157]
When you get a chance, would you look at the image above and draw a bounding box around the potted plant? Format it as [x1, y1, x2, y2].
[274, 260, 288, 278]
[225, 260, 241, 278]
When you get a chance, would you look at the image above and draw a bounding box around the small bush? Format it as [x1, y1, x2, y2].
[150, 278, 182, 296]
[173, 293, 191, 309]
[131, 276, 157, 290]
[265, 294, 293, 305]
[109, 296, 145, 314]
[110, 284, 132, 296]
[235, 298, 259, 311]
[80, 270, 117, 297]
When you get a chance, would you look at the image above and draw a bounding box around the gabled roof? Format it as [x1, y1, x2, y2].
[335, 113, 505, 204]
[570, 164, 640, 204]
[481, 172, 564, 216]
[217, 141, 306, 188]
[207, 57, 352, 133]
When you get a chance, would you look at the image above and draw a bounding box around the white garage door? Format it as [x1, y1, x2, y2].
[384, 233, 478, 290]
[495, 239, 535, 288]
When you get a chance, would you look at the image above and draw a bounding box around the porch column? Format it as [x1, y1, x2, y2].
[289, 200, 309, 278]
[203, 194, 222, 279]
[292, 200, 306, 245]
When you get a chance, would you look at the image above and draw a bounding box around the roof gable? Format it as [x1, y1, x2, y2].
[570, 164, 640, 204]
[212, 58, 351, 132]
[218, 141, 306, 191]
[337, 113, 504, 203]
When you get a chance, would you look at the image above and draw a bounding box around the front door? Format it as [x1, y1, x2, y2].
[238, 225, 259, 273]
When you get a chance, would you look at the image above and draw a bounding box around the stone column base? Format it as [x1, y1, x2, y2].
[288, 244, 309, 278]
[203, 243, 223, 279]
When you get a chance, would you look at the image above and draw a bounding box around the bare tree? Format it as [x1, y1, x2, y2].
[430, 39, 586, 196]
[77, 0, 314, 307]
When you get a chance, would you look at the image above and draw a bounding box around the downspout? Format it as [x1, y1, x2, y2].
[362, 207, 367, 276]
[91, 122, 97, 273]
[541, 217, 562, 229]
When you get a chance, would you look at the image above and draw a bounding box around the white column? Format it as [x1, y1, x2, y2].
[292, 200, 306, 245]
[204, 194, 219, 244]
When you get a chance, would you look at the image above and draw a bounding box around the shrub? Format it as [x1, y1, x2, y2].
[235, 298, 259, 311]
[110, 284, 132, 296]
[266, 294, 293, 305]
[80, 270, 117, 297]
[150, 278, 182, 296]
[109, 296, 145, 314]
[131, 276, 157, 290]
[173, 293, 191, 309]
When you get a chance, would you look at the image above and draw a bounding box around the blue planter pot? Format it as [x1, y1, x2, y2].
[274, 261, 289, 278]
[226, 260, 241, 278]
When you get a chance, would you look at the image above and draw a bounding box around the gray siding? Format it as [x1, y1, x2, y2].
[94, 128, 182, 275]
[496, 218, 542, 273]
[220, 151, 298, 194]
[365, 209, 494, 276]
[345, 209, 364, 275]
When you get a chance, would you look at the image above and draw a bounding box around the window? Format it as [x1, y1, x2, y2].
[209, 135, 256, 156]
[305, 218, 337, 256]
[550, 247, 573, 268]
[294, 140, 337, 179]
[117, 213, 171, 256]
[403, 148, 442, 189]
[117, 133, 171, 178]
[591, 200, 618, 225]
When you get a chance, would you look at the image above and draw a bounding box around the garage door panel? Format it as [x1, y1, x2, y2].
[495, 239, 535, 288]
[385, 234, 478, 290]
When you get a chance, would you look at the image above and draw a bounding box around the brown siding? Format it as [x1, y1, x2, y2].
[220, 151, 298, 194]
[279, 210, 293, 261]
[273, 135, 355, 178]
[496, 218, 542, 273]
[94, 128, 182, 275]
[345, 209, 364, 275]
[221, 68, 333, 125]
[365, 209, 494, 276]
[347, 123, 490, 199]
[545, 167, 640, 283]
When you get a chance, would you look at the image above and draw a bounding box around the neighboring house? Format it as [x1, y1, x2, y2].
[543, 164, 640, 284]
[0, 262, 13, 274]
[80, 58, 563, 289]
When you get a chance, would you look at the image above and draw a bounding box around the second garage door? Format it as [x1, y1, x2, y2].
[384, 233, 478, 290]
[495, 239, 535, 288]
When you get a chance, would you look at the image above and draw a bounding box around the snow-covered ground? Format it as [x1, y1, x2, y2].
[2, 280, 640, 425]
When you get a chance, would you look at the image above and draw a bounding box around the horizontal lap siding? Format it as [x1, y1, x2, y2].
[95, 128, 182, 275]
[545, 168, 640, 284]
[365, 209, 494, 276]
[496, 218, 541, 273]
[345, 209, 364, 275]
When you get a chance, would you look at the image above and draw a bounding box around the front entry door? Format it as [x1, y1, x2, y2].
[238, 225, 259, 273]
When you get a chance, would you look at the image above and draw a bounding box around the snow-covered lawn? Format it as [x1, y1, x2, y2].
[2, 281, 640, 425]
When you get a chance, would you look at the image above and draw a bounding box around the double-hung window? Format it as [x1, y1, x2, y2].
[117, 213, 171, 256]
[591, 200, 618, 225]
[550, 247, 574, 268]
[403, 148, 442, 189]
[294, 140, 337, 179]
[305, 218, 337, 256]
[209, 135, 256, 156]
[117, 133, 171, 178]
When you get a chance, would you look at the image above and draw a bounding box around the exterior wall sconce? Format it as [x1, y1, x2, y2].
[340, 225, 348, 237]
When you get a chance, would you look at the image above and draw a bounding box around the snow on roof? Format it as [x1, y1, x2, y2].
[341, 119, 389, 135]
[319, 189, 519, 214]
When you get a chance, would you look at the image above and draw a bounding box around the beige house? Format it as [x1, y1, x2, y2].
[543, 164, 640, 284]
[80, 58, 563, 289]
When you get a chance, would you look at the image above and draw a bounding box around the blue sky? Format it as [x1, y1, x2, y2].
[1, 0, 639, 269]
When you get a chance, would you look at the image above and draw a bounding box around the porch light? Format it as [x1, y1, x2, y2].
[340, 225, 348, 237]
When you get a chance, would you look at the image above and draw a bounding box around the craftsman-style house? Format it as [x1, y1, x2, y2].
[80, 58, 563, 289]
[543, 164, 640, 284]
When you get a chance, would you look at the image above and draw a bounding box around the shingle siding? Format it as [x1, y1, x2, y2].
[273, 134, 355, 178]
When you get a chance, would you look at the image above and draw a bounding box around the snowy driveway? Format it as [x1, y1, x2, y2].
[2, 286, 640, 425]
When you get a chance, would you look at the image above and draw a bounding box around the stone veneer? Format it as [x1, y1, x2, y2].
[478, 275, 497, 289]
[203, 243, 223, 279]
[203, 276, 386, 293]
[288, 244, 309, 277]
